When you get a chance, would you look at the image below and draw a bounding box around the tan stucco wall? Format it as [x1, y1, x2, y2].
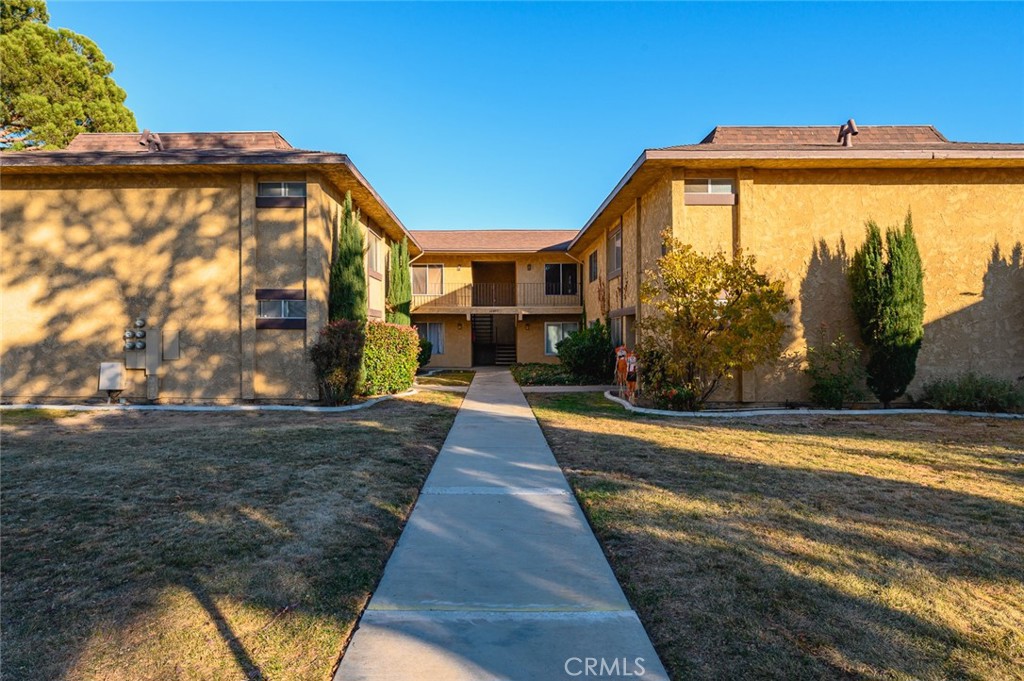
[682, 205, 735, 255]
[739, 166, 1024, 402]
[412, 314, 472, 368]
[1, 172, 246, 400]
[0, 171, 352, 402]
[517, 315, 582, 364]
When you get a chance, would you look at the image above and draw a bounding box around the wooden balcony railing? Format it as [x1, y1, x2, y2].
[411, 282, 581, 310]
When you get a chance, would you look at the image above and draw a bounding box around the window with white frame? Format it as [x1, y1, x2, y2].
[545, 321, 579, 356]
[684, 178, 734, 194]
[258, 299, 307, 319]
[544, 263, 578, 296]
[257, 182, 307, 197]
[417, 322, 445, 355]
[588, 250, 598, 282]
[608, 228, 622, 275]
[412, 265, 444, 295]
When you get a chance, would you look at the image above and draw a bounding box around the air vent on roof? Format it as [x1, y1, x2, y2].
[139, 129, 164, 152]
[837, 119, 859, 147]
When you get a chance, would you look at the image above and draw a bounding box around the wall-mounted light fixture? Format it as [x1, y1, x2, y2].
[524, 323, 530, 330]
[527, 264, 532, 271]
[457, 322, 463, 330]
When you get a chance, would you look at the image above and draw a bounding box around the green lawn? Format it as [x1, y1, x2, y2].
[416, 369, 476, 387]
[510, 362, 599, 386]
[0, 392, 461, 681]
[529, 392, 1024, 680]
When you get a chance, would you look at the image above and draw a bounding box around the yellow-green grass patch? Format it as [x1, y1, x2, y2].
[1, 391, 461, 681]
[529, 392, 1024, 681]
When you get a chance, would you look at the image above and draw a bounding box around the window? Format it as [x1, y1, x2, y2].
[258, 300, 307, 319]
[608, 228, 622, 276]
[588, 250, 598, 282]
[544, 263, 578, 296]
[412, 265, 444, 295]
[257, 182, 306, 197]
[610, 317, 623, 347]
[367, 232, 382, 276]
[256, 182, 306, 208]
[684, 178, 734, 194]
[417, 322, 445, 355]
[545, 321, 579, 355]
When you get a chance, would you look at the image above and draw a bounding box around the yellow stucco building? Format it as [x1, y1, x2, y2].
[1, 132, 419, 402]
[568, 125, 1023, 403]
[2, 124, 1021, 404]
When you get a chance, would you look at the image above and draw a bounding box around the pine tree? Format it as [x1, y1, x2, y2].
[1, 0, 137, 149]
[386, 237, 412, 325]
[849, 212, 925, 406]
[329, 191, 367, 323]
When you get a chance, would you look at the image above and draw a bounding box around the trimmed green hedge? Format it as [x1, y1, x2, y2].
[363, 321, 420, 395]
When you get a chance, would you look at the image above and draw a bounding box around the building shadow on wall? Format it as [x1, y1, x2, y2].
[922, 242, 1024, 383]
[799, 238, 860, 347]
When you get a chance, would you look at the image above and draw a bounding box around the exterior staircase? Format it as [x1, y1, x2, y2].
[494, 344, 517, 365]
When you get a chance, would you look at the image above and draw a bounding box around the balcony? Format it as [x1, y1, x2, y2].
[411, 282, 582, 315]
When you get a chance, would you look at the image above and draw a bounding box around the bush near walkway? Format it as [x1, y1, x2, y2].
[556, 321, 614, 383]
[920, 372, 1024, 413]
[363, 321, 420, 395]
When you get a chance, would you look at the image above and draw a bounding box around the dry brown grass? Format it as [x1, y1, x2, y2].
[529, 393, 1024, 681]
[0, 391, 461, 681]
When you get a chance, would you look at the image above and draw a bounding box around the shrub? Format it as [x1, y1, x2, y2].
[417, 338, 433, 369]
[308, 320, 365, 405]
[804, 329, 866, 409]
[638, 233, 790, 410]
[919, 373, 1024, 413]
[556, 321, 614, 383]
[363, 321, 420, 395]
[849, 212, 925, 406]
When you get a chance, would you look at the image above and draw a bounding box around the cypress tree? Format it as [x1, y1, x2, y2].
[386, 237, 412, 325]
[849, 212, 925, 406]
[329, 191, 367, 323]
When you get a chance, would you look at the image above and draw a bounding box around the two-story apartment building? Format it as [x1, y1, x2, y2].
[3, 124, 1021, 404]
[568, 125, 1024, 403]
[409, 230, 583, 368]
[1, 132, 419, 402]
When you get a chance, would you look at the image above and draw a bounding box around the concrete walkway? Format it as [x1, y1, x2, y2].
[335, 368, 667, 681]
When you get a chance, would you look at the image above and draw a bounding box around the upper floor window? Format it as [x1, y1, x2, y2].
[684, 178, 733, 194]
[367, 231, 382, 276]
[588, 250, 598, 282]
[608, 227, 623, 276]
[258, 182, 306, 197]
[684, 178, 736, 205]
[545, 263, 578, 296]
[412, 264, 444, 295]
[256, 182, 306, 208]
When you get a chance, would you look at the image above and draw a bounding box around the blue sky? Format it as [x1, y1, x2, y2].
[50, 2, 1024, 231]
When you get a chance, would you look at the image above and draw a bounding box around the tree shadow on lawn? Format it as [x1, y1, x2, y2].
[0, 394, 460, 681]
[533, 406, 1024, 680]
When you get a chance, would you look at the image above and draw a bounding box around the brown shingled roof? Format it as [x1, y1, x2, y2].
[687, 125, 948, 147]
[64, 131, 294, 152]
[411, 229, 578, 253]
